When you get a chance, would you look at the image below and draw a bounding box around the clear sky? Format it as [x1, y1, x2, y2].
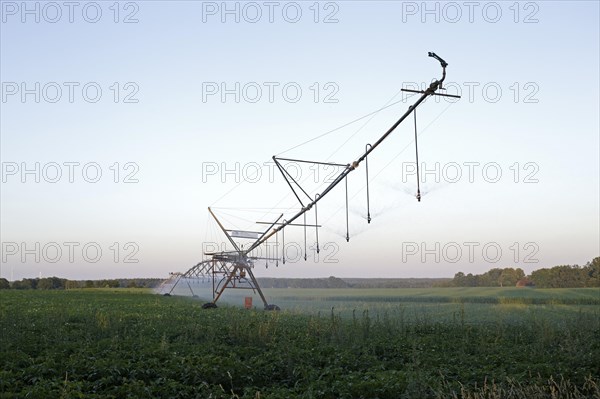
[1, 1, 598, 280]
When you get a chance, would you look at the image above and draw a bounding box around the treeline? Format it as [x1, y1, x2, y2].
[2, 257, 597, 290]
[443, 257, 599, 288]
[530, 259, 599, 288]
[345, 278, 451, 289]
[440, 268, 526, 288]
[0, 277, 163, 290]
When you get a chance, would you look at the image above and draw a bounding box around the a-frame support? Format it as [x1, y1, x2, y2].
[202, 207, 281, 309]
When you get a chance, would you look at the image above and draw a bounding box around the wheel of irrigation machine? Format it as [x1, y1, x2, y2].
[265, 304, 281, 311]
[202, 302, 218, 309]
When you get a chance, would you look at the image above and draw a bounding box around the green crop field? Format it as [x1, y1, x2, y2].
[174, 285, 600, 324]
[1, 288, 599, 398]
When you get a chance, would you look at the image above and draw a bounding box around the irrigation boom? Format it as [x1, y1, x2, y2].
[159, 52, 461, 309]
[248, 52, 455, 252]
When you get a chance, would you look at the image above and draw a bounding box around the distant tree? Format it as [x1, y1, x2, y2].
[530, 263, 591, 288]
[484, 268, 503, 287]
[37, 277, 66, 290]
[453, 272, 465, 286]
[326, 276, 349, 288]
[37, 278, 53, 290]
[584, 257, 600, 287]
[85, 280, 94, 288]
[0, 278, 10, 289]
[452, 267, 526, 287]
[499, 268, 525, 287]
[95, 279, 119, 288]
[516, 268, 526, 280]
[464, 273, 479, 287]
[64, 280, 79, 289]
[12, 279, 34, 289]
[449, 259, 598, 288]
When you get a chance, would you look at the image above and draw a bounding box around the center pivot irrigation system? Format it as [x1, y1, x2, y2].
[159, 53, 460, 309]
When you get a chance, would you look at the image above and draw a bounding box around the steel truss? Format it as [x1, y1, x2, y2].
[158, 257, 277, 309]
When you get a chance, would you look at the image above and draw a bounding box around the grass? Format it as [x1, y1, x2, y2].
[1, 288, 599, 398]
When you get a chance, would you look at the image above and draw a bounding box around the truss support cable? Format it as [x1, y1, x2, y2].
[413, 107, 421, 202]
[365, 143, 372, 223]
[277, 97, 415, 157]
[273, 156, 314, 206]
[256, 221, 320, 227]
[208, 207, 241, 252]
[274, 159, 304, 207]
[345, 176, 350, 242]
[315, 193, 320, 253]
[274, 157, 346, 168]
